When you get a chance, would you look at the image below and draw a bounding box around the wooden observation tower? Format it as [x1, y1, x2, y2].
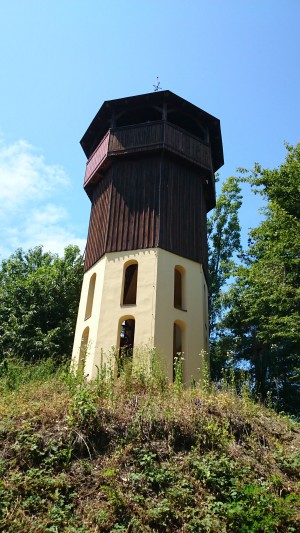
[72, 91, 223, 381]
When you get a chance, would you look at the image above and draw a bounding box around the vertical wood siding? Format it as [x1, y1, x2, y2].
[84, 153, 209, 277]
[84, 179, 111, 272]
[105, 158, 160, 253]
[159, 158, 207, 273]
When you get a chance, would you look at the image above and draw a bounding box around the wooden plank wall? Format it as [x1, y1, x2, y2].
[158, 158, 207, 274]
[84, 179, 112, 272]
[105, 158, 160, 253]
[84, 157, 160, 272]
[84, 154, 208, 278]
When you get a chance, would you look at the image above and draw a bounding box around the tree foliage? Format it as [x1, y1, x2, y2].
[207, 176, 242, 336]
[0, 245, 83, 361]
[215, 144, 300, 415]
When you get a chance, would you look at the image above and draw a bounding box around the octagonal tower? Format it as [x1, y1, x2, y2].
[72, 91, 223, 381]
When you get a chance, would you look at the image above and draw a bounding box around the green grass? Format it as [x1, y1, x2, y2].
[0, 356, 299, 532]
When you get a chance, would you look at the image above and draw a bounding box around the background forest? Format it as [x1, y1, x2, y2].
[0, 143, 299, 417]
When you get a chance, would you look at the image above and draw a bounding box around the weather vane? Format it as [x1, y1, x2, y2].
[153, 77, 162, 92]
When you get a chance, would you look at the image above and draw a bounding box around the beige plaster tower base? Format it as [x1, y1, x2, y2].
[71, 248, 208, 383]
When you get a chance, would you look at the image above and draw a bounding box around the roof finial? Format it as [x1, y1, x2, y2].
[153, 76, 162, 92]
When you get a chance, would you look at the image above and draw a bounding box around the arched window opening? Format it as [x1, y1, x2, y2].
[122, 262, 138, 305]
[78, 326, 89, 373]
[173, 321, 184, 382]
[174, 266, 186, 310]
[118, 318, 135, 375]
[85, 273, 96, 320]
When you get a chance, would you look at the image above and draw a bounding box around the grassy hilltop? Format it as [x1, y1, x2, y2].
[0, 357, 299, 532]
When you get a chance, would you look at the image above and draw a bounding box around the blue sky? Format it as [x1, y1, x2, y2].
[0, 0, 299, 260]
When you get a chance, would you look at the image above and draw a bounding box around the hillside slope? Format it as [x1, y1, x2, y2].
[0, 359, 299, 532]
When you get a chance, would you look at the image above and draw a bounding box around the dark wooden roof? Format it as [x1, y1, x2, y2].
[80, 91, 224, 172]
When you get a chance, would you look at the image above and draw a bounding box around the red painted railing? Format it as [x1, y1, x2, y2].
[84, 130, 109, 186]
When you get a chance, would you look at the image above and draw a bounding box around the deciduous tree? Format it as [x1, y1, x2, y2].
[0, 245, 83, 361]
[207, 176, 242, 336]
[219, 144, 300, 414]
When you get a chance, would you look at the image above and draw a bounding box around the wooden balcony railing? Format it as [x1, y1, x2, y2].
[84, 130, 109, 186]
[84, 121, 212, 188]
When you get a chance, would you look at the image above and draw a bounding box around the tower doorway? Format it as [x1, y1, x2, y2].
[78, 326, 89, 373]
[118, 318, 135, 375]
[173, 321, 185, 382]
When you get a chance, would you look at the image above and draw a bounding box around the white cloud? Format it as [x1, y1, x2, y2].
[0, 136, 85, 259]
[0, 138, 69, 212]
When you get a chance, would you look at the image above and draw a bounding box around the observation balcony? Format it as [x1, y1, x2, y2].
[83, 120, 213, 191]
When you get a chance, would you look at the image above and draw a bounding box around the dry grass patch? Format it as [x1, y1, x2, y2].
[0, 358, 299, 532]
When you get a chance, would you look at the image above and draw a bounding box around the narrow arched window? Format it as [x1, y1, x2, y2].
[173, 321, 185, 382]
[122, 261, 138, 305]
[85, 273, 96, 320]
[174, 266, 186, 310]
[117, 317, 135, 375]
[78, 326, 89, 372]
